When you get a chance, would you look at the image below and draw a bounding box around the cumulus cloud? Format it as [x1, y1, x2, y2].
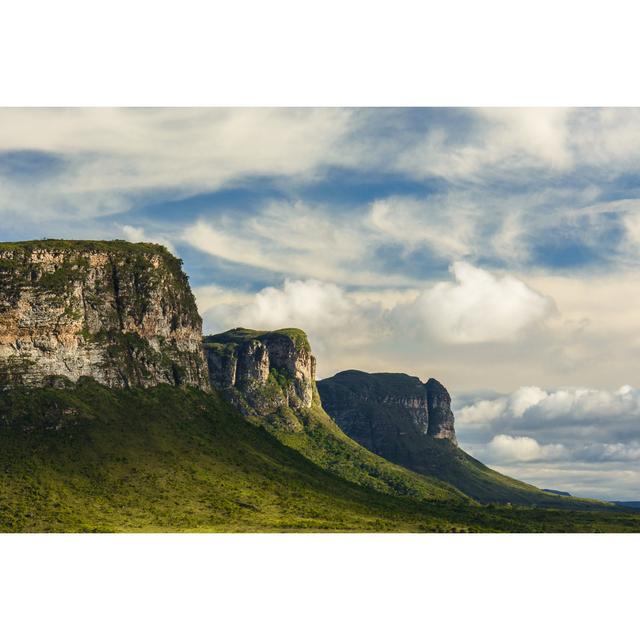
[193, 278, 389, 373]
[194, 262, 556, 369]
[458, 384, 640, 429]
[488, 434, 566, 462]
[456, 383, 640, 498]
[404, 262, 553, 344]
[235, 279, 360, 334]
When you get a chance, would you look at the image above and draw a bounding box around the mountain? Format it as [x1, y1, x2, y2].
[203, 328, 466, 503]
[317, 370, 603, 508]
[612, 501, 640, 509]
[0, 239, 634, 532]
[0, 240, 208, 390]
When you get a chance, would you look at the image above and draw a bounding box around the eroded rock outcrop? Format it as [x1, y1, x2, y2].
[0, 240, 209, 390]
[425, 377, 456, 442]
[316, 370, 458, 464]
[204, 328, 315, 420]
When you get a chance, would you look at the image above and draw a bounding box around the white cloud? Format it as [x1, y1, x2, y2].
[488, 434, 566, 462]
[479, 108, 573, 170]
[393, 108, 574, 180]
[509, 386, 550, 418]
[458, 384, 640, 428]
[0, 108, 354, 220]
[368, 196, 475, 260]
[405, 262, 553, 344]
[192, 285, 253, 318]
[182, 201, 415, 287]
[194, 279, 389, 370]
[237, 279, 358, 334]
[457, 398, 509, 425]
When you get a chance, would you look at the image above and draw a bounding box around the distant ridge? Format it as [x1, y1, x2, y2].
[613, 501, 640, 509]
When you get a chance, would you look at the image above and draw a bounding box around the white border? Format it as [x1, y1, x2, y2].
[2, 0, 640, 106]
[0, 533, 637, 639]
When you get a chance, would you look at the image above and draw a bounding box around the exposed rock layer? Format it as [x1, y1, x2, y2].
[0, 240, 209, 390]
[316, 370, 458, 466]
[204, 328, 315, 420]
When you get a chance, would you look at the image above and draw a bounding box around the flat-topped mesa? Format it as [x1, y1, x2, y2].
[0, 240, 209, 390]
[317, 370, 458, 454]
[203, 328, 316, 418]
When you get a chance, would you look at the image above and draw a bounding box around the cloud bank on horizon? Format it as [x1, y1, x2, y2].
[2, 107, 640, 499]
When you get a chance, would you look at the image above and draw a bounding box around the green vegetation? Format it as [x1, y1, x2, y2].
[0, 379, 638, 532]
[0, 238, 172, 255]
[317, 370, 606, 509]
[395, 437, 608, 509]
[261, 391, 469, 503]
[205, 327, 311, 351]
[0, 239, 199, 322]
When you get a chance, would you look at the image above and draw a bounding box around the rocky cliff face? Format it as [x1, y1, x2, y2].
[0, 240, 209, 390]
[425, 378, 456, 442]
[204, 328, 315, 422]
[316, 370, 458, 463]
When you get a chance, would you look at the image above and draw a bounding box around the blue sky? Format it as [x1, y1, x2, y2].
[2, 107, 640, 499]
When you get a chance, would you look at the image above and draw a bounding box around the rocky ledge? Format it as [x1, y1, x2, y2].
[0, 240, 209, 390]
[203, 328, 316, 421]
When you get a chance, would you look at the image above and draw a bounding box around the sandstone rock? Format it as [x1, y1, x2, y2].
[204, 328, 315, 420]
[0, 240, 209, 390]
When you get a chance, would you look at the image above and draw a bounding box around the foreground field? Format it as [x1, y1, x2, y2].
[0, 380, 638, 532]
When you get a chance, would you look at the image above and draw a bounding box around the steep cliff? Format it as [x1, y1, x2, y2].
[204, 328, 315, 422]
[203, 328, 467, 503]
[0, 240, 209, 390]
[317, 370, 594, 507]
[317, 370, 457, 456]
[425, 378, 457, 442]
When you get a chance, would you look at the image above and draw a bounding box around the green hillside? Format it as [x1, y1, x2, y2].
[263, 394, 470, 503]
[203, 330, 469, 505]
[317, 370, 607, 509]
[1, 379, 638, 532]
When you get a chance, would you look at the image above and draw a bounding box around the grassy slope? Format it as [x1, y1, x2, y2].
[263, 395, 470, 504]
[204, 331, 469, 504]
[1, 380, 638, 532]
[317, 371, 607, 509]
[400, 438, 607, 508]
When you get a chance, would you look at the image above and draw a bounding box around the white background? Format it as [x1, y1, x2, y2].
[1, 1, 639, 638]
